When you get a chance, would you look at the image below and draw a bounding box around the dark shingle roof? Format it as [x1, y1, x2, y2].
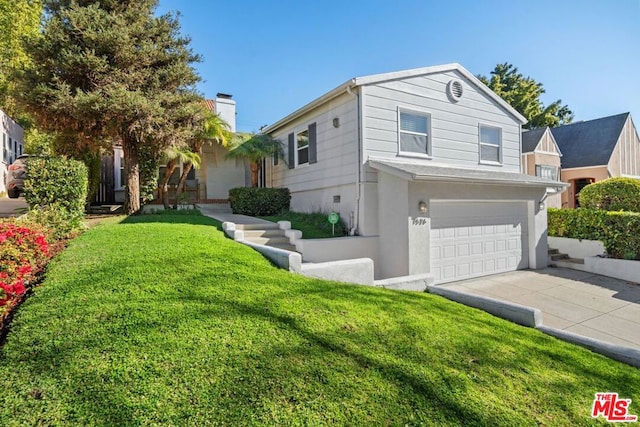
[551, 113, 629, 168]
[521, 127, 548, 153]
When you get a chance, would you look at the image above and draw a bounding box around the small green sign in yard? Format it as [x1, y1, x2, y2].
[328, 212, 339, 236]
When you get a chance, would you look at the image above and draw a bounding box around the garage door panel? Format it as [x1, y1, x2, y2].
[431, 201, 529, 284]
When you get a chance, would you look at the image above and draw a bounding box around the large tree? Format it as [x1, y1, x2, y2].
[478, 63, 573, 129]
[18, 0, 202, 214]
[0, 0, 42, 113]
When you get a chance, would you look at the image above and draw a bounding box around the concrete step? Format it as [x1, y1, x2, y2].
[548, 248, 560, 255]
[267, 243, 298, 252]
[236, 223, 279, 230]
[244, 236, 291, 245]
[242, 229, 285, 238]
[552, 257, 587, 271]
[550, 253, 569, 261]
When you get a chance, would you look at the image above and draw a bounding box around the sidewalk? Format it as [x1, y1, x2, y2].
[198, 205, 275, 225]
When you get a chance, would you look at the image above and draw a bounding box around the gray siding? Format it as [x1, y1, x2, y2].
[361, 70, 522, 175]
[268, 92, 359, 194]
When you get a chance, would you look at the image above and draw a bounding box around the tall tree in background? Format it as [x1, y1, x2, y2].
[18, 0, 203, 214]
[478, 63, 573, 129]
[0, 0, 42, 114]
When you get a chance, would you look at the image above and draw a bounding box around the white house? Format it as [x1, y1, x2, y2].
[263, 63, 565, 283]
[1, 109, 25, 195]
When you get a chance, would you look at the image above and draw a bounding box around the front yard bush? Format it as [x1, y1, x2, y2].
[548, 207, 640, 260]
[228, 187, 290, 216]
[0, 221, 52, 319]
[578, 177, 640, 212]
[24, 156, 88, 221]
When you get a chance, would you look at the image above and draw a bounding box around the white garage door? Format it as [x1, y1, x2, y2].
[431, 201, 529, 284]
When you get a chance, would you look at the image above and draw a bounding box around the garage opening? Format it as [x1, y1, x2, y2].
[430, 201, 529, 284]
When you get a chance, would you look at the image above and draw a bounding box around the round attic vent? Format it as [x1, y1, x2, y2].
[447, 79, 463, 102]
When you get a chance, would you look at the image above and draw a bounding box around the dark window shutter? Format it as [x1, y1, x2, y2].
[273, 149, 278, 166]
[308, 122, 317, 164]
[288, 133, 295, 169]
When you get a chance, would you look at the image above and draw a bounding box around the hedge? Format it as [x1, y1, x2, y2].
[578, 177, 640, 212]
[548, 208, 640, 260]
[24, 156, 88, 221]
[228, 187, 290, 216]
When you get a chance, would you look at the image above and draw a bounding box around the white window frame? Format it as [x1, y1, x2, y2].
[478, 123, 502, 165]
[397, 107, 432, 159]
[536, 164, 559, 181]
[114, 148, 125, 190]
[295, 128, 309, 167]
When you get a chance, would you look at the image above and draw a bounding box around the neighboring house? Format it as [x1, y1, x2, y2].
[550, 112, 640, 208]
[1, 110, 25, 195]
[105, 93, 247, 204]
[521, 127, 563, 208]
[263, 63, 564, 283]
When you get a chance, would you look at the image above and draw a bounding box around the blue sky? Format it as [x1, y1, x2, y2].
[157, 0, 640, 133]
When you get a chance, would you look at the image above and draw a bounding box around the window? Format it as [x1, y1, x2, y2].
[296, 129, 309, 166]
[119, 156, 125, 188]
[398, 109, 430, 157]
[288, 123, 316, 169]
[536, 165, 559, 181]
[479, 125, 502, 163]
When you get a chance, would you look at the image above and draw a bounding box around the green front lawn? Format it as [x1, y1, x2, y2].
[0, 212, 638, 425]
[261, 210, 347, 238]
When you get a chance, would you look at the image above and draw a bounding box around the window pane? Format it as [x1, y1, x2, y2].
[187, 167, 196, 180]
[481, 144, 500, 162]
[400, 133, 428, 154]
[298, 147, 309, 164]
[400, 112, 428, 134]
[480, 126, 500, 146]
[536, 165, 558, 180]
[297, 129, 308, 148]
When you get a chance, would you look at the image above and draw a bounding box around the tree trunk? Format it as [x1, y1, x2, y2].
[122, 136, 141, 215]
[173, 161, 193, 209]
[159, 158, 177, 209]
[250, 161, 260, 187]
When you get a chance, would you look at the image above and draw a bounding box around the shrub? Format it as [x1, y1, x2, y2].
[228, 187, 290, 216]
[578, 177, 640, 212]
[24, 156, 88, 220]
[548, 208, 640, 260]
[24, 203, 86, 241]
[0, 221, 51, 312]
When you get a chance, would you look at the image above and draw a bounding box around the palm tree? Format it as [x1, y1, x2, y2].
[158, 146, 201, 209]
[174, 110, 232, 205]
[226, 133, 282, 187]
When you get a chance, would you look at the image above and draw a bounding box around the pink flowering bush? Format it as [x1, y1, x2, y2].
[0, 221, 51, 315]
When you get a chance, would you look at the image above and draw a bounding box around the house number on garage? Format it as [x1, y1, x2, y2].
[412, 218, 428, 226]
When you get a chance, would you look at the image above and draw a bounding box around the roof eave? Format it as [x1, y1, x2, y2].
[263, 79, 357, 134]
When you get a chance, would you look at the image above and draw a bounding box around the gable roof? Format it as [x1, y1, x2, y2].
[521, 127, 548, 153]
[551, 112, 629, 169]
[263, 63, 527, 134]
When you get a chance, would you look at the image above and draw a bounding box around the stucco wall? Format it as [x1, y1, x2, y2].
[560, 166, 609, 208]
[201, 143, 246, 200]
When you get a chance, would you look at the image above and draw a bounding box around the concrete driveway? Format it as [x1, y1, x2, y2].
[0, 196, 28, 218]
[440, 268, 640, 350]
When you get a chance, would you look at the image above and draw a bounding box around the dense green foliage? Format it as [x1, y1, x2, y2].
[228, 187, 290, 216]
[548, 208, 640, 260]
[261, 211, 347, 238]
[578, 177, 640, 212]
[478, 63, 573, 129]
[24, 156, 88, 222]
[0, 214, 637, 425]
[0, 0, 42, 111]
[18, 0, 203, 214]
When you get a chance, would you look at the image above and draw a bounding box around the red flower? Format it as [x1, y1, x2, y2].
[12, 280, 26, 296]
[18, 265, 32, 276]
